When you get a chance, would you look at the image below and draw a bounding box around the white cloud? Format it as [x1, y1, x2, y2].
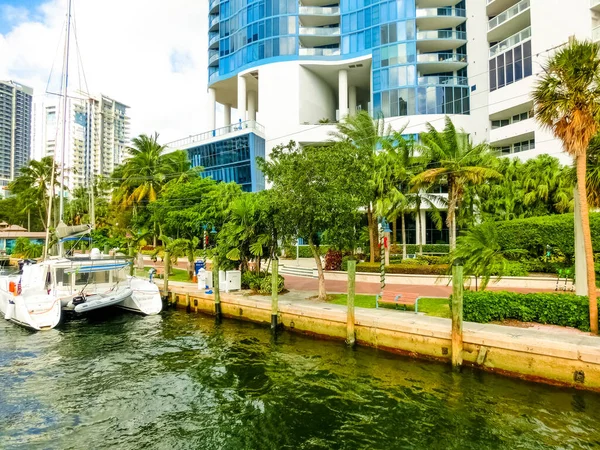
[0, 0, 209, 145]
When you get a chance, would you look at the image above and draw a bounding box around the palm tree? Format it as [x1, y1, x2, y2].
[533, 38, 600, 333]
[412, 117, 501, 250]
[331, 111, 390, 263]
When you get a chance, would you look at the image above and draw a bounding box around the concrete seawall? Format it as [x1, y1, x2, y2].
[169, 289, 600, 392]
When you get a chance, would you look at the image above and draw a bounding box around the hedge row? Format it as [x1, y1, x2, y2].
[460, 291, 592, 331]
[492, 213, 600, 257]
[285, 245, 331, 259]
[356, 262, 449, 275]
[390, 244, 450, 254]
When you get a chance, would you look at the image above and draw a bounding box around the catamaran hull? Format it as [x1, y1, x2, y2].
[118, 278, 162, 315]
[0, 291, 62, 331]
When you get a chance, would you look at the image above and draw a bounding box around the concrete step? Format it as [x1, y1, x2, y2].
[279, 265, 315, 278]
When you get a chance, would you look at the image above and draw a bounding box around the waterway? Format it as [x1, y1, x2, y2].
[1, 310, 600, 449]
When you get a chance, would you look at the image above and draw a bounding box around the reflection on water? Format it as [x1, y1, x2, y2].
[1, 309, 600, 449]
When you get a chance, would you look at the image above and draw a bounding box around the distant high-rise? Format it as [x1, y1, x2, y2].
[0, 80, 33, 195]
[38, 93, 130, 193]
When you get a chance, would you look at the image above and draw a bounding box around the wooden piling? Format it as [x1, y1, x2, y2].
[164, 250, 170, 297]
[129, 247, 135, 276]
[213, 255, 221, 318]
[346, 260, 356, 346]
[271, 259, 279, 331]
[186, 293, 191, 313]
[451, 261, 464, 370]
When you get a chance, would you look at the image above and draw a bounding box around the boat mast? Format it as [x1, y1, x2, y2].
[58, 0, 73, 256]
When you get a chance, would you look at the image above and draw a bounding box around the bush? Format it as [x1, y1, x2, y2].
[11, 237, 43, 258]
[258, 273, 285, 295]
[324, 249, 343, 270]
[242, 271, 285, 294]
[390, 244, 450, 255]
[356, 262, 449, 275]
[341, 256, 358, 272]
[293, 245, 330, 259]
[490, 261, 528, 277]
[461, 291, 593, 331]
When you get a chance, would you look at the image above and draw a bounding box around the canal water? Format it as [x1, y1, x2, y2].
[1, 310, 600, 450]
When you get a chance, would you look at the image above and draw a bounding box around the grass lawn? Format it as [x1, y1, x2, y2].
[135, 267, 192, 283]
[328, 294, 450, 319]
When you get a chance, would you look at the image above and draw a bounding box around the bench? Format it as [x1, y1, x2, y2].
[375, 291, 421, 312]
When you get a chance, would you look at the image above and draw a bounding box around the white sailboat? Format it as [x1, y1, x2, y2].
[0, 0, 162, 330]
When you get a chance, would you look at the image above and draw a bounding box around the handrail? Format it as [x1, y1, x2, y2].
[299, 6, 340, 15]
[489, 27, 531, 57]
[167, 121, 266, 149]
[300, 47, 341, 56]
[416, 7, 466, 18]
[418, 76, 468, 86]
[299, 26, 340, 36]
[488, 0, 530, 31]
[417, 53, 467, 63]
[417, 30, 467, 40]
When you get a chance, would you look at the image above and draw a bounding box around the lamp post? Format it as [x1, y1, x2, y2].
[381, 218, 391, 266]
[202, 223, 217, 267]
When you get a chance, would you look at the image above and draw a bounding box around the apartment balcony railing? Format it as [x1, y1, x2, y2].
[209, 33, 219, 47]
[417, 53, 468, 63]
[167, 120, 266, 149]
[209, 0, 219, 13]
[299, 26, 340, 36]
[208, 51, 219, 66]
[417, 30, 467, 40]
[416, 7, 466, 18]
[209, 15, 220, 30]
[489, 26, 531, 57]
[488, 0, 530, 31]
[209, 71, 219, 83]
[418, 75, 469, 86]
[299, 47, 341, 56]
[299, 6, 340, 15]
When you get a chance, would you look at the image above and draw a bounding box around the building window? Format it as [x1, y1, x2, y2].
[489, 40, 532, 92]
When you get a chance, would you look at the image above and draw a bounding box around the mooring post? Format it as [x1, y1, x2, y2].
[104, 244, 109, 255]
[271, 258, 279, 331]
[164, 250, 170, 301]
[346, 260, 356, 346]
[213, 255, 221, 319]
[129, 247, 135, 276]
[186, 293, 191, 313]
[451, 260, 464, 370]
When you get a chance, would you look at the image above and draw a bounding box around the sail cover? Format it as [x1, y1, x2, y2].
[55, 222, 92, 239]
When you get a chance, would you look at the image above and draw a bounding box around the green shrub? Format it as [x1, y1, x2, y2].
[399, 258, 429, 265]
[341, 256, 358, 271]
[258, 273, 285, 295]
[242, 271, 285, 294]
[461, 291, 592, 331]
[490, 261, 528, 277]
[390, 244, 450, 255]
[294, 245, 330, 259]
[325, 249, 343, 271]
[356, 262, 449, 275]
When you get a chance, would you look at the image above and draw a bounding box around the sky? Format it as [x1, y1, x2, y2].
[0, 0, 210, 145]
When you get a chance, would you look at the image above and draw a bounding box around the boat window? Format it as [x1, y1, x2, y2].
[55, 268, 71, 286]
[75, 272, 92, 285]
[92, 271, 110, 284]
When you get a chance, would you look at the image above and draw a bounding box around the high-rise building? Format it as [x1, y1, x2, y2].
[38, 93, 130, 193]
[171, 0, 597, 238]
[0, 81, 33, 196]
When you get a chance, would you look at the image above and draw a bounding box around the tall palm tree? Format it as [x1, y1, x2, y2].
[331, 111, 390, 263]
[533, 38, 600, 333]
[412, 117, 501, 250]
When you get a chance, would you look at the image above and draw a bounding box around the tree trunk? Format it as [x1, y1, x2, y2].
[417, 206, 423, 255]
[367, 204, 376, 263]
[308, 235, 326, 300]
[392, 219, 397, 245]
[576, 155, 598, 334]
[401, 212, 407, 260]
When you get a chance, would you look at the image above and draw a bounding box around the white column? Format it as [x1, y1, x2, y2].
[349, 85, 357, 116]
[208, 88, 216, 130]
[420, 209, 427, 246]
[338, 69, 348, 120]
[223, 104, 231, 126]
[238, 75, 247, 122]
[248, 90, 257, 121]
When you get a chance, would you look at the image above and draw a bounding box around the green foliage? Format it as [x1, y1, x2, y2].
[390, 244, 450, 254]
[11, 237, 43, 258]
[324, 249, 343, 271]
[341, 255, 358, 272]
[461, 291, 593, 331]
[356, 262, 449, 275]
[241, 271, 285, 294]
[292, 245, 330, 258]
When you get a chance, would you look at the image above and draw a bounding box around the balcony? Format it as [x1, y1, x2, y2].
[592, 0, 600, 12]
[209, 15, 219, 32]
[418, 75, 468, 86]
[299, 47, 341, 56]
[299, 26, 340, 47]
[416, 30, 467, 52]
[486, 0, 520, 16]
[489, 26, 531, 57]
[209, 0, 219, 14]
[416, 52, 468, 74]
[209, 33, 219, 49]
[299, 6, 340, 27]
[299, 26, 340, 36]
[208, 51, 219, 67]
[167, 120, 266, 150]
[488, 0, 530, 42]
[416, 7, 466, 30]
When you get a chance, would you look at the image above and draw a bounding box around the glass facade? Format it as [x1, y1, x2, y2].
[0, 82, 32, 181]
[489, 40, 532, 92]
[209, 0, 470, 119]
[187, 133, 265, 192]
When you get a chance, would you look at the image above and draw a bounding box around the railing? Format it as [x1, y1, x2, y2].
[209, 33, 219, 47]
[417, 53, 468, 64]
[416, 7, 466, 18]
[299, 6, 340, 15]
[592, 0, 600, 7]
[209, 15, 220, 29]
[488, 0, 530, 31]
[418, 76, 468, 86]
[209, 0, 219, 12]
[209, 71, 219, 83]
[208, 51, 219, 65]
[299, 27, 340, 36]
[417, 30, 467, 40]
[489, 27, 531, 57]
[167, 121, 266, 149]
[299, 47, 341, 56]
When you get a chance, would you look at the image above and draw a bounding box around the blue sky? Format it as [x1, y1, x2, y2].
[0, 0, 42, 33]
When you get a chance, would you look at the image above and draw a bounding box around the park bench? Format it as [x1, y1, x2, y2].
[375, 290, 421, 313]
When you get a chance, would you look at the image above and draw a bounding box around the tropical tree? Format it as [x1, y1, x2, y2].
[412, 117, 501, 250]
[331, 111, 390, 263]
[533, 38, 600, 333]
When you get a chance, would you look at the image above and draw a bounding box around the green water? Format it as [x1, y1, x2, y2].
[1, 310, 600, 450]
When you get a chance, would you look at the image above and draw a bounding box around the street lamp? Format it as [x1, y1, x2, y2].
[202, 223, 218, 266]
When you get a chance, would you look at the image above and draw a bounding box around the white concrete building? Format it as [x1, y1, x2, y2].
[36, 93, 130, 194]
